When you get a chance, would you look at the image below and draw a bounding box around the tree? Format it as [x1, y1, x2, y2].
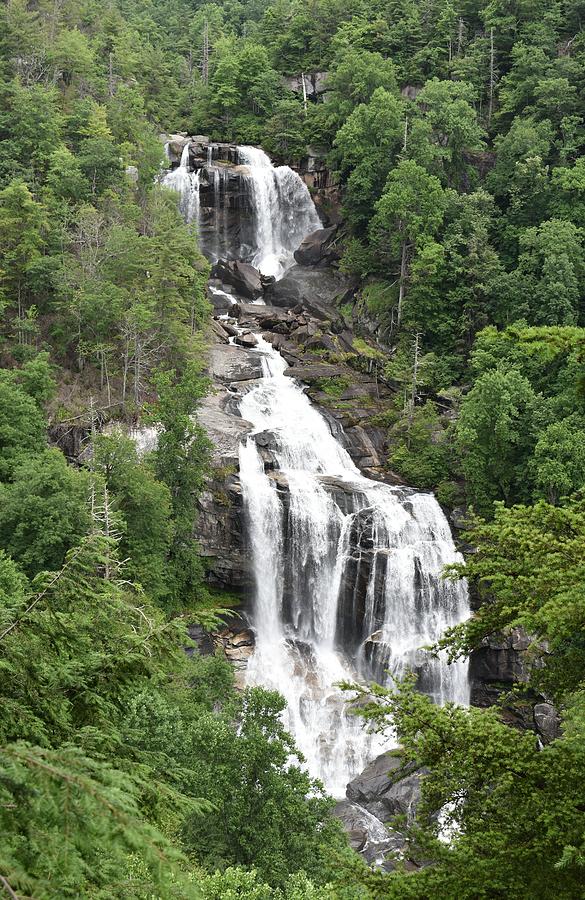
[439, 497, 585, 698]
[332, 87, 405, 230]
[93, 432, 173, 604]
[0, 449, 91, 576]
[455, 368, 539, 513]
[263, 98, 307, 158]
[0, 377, 46, 480]
[369, 160, 449, 328]
[181, 687, 347, 888]
[0, 179, 48, 341]
[531, 417, 585, 503]
[512, 218, 585, 325]
[410, 78, 485, 186]
[346, 677, 585, 900]
[0, 532, 205, 897]
[149, 363, 211, 609]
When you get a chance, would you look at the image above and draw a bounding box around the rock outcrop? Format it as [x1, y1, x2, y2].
[470, 627, 561, 742]
[332, 751, 429, 871]
[294, 225, 339, 267]
[211, 260, 265, 301]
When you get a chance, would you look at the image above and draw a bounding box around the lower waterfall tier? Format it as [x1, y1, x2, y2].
[238, 336, 469, 796]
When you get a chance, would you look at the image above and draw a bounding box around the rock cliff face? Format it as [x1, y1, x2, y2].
[196, 263, 406, 603]
[161, 133, 340, 230]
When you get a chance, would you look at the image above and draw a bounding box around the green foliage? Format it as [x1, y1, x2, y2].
[456, 368, 539, 514]
[389, 402, 456, 491]
[0, 449, 91, 577]
[442, 498, 585, 699]
[0, 376, 46, 480]
[3, 0, 585, 895]
[182, 687, 348, 888]
[149, 363, 211, 609]
[94, 432, 173, 604]
[347, 679, 585, 900]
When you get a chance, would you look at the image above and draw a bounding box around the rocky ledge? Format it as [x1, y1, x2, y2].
[196, 261, 408, 596]
[335, 751, 429, 871]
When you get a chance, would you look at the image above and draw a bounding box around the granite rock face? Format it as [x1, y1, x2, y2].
[294, 225, 339, 267]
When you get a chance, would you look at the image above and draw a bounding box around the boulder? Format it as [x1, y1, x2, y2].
[235, 331, 258, 348]
[264, 265, 348, 318]
[283, 363, 347, 382]
[294, 225, 339, 267]
[534, 702, 561, 744]
[212, 260, 264, 300]
[206, 343, 263, 384]
[333, 800, 405, 870]
[346, 752, 403, 806]
[346, 752, 426, 827]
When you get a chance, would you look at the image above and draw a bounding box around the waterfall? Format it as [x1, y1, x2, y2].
[160, 142, 200, 225]
[239, 336, 469, 797]
[160, 143, 319, 276]
[238, 146, 321, 278]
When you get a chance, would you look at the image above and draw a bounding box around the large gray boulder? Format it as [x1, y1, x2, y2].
[263, 265, 347, 317]
[212, 260, 264, 300]
[346, 752, 426, 827]
[346, 752, 403, 805]
[294, 225, 339, 267]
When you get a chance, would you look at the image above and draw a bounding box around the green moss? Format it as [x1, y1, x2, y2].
[312, 375, 352, 398]
[352, 336, 386, 361]
[206, 586, 243, 609]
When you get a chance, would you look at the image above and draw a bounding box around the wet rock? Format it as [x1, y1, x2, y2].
[235, 331, 258, 348]
[214, 626, 255, 689]
[334, 800, 405, 870]
[197, 477, 250, 591]
[210, 319, 231, 343]
[212, 260, 264, 300]
[219, 321, 240, 339]
[197, 390, 253, 467]
[253, 429, 279, 449]
[346, 753, 426, 827]
[207, 343, 263, 384]
[450, 505, 471, 530]
[294, 225, 339, 267]
[346, 752, 403, 805]
[534, 702, 561, 744]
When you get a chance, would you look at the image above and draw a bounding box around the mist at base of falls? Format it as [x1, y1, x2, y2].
[162, 141, 470, 798]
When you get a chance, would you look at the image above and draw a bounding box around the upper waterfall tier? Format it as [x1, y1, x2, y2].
[160, 141, 320, 278]
[238, 335, 470, 797]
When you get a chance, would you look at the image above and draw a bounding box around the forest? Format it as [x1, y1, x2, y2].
[1, 0, 585, 897]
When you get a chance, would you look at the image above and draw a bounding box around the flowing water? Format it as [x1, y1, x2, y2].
[161, 142, 319, 277]
[162, 139, 470, 798]
[239, 337, 469, 797]
[237, 146, 321, 277]
[161, 142, 200, 224]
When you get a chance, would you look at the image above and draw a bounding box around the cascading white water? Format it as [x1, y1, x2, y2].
[162, 137, 470, 799]
[239, 337, 469, 797]
[160, 143, 319, 275]
[160, 142, 200, 225]
[237, 146, 321, 278]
